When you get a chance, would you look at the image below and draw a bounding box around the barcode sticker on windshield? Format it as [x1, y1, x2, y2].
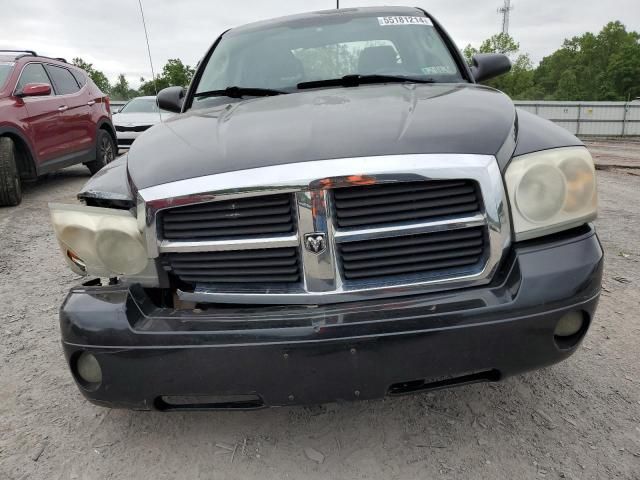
[378, 16, 433, 26]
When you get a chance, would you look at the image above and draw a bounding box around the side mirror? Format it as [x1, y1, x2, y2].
[470, 54, 511, 83]
[18, 83, 52, 97]
[157, 86, 185, 113]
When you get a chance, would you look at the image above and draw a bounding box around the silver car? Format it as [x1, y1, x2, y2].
[113, 96, 172, 150]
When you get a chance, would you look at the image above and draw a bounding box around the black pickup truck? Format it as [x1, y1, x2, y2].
[50, 7, 602, 410]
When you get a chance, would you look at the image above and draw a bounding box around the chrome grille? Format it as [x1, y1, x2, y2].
[115, 124, 152, 132]
[143, 154, 511, 304]
[165, 247, 301, 284]
[339, 227, 485, 280]
[333, 180, 480, 228]
[161, 193, 295, 240]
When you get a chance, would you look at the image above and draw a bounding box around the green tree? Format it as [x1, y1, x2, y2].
[462, 44, 478, 65]
[463, 33, 519, 62]
[109, 74, 138, 101]
[464, 22, 640, 101]
[463, 33, 535, 99]
[72, 57, 110, 93]
[161, 58, 195, 87]
[608, 41, 640, 100]
[139, 58, 195, 96]
[555, 70, 581, 101]
[480, 33, 519, 56]
[534, 21, 640, 100]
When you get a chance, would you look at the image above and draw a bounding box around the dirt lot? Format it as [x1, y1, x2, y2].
[1, 140, 639, 480]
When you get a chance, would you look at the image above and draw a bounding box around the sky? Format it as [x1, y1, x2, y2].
[2, 0, 639, 87]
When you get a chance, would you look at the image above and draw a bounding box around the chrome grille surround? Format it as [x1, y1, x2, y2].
[138, 154, 511, 305]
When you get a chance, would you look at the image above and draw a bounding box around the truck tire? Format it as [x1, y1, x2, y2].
[0, 136, 22, 206]
[86, 130, 116, 175]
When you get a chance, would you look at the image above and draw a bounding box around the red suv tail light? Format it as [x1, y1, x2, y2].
[105, 96, 111, 115]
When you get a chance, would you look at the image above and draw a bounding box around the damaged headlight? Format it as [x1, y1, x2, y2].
[505, 147, 597, 241]
[49, 203, 148, 277]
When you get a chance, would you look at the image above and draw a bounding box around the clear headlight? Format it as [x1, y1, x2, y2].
[49, 203, 148, 277]
[505, 147, 597, 241]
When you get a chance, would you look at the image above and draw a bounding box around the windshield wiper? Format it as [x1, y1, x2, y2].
[194, 86, 288, 99]
[297, 74, 436, 90]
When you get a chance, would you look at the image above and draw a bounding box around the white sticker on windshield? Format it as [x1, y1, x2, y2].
[378, 16, 433, 26]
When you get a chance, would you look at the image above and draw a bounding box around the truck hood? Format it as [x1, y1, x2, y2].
[127, 83, 516, 190]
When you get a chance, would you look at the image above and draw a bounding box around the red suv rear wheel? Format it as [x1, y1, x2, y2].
[0, 137, 22, 206]
[86, 130, 116, 175]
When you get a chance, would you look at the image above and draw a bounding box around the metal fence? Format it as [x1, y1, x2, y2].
[111, 99, 640, 137]
[514, 101, 640, 137]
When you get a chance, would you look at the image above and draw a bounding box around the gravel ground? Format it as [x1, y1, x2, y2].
[1, 140, 639, 480]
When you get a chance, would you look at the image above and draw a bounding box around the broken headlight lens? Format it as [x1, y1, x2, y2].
[505, 147, 597, 241]
[49, 203, 148, 277]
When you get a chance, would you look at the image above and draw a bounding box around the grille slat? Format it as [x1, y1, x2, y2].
[341, 237, 484, 262]
[161, 194, 295, 241]
[162, 204, 292, 223]
[165, 196, 290, 214]
[343, 256, 482, 280]
[163, 224, 294, 239]
[171, 255, 297, 269]
[336, 203, 480, 228]
[175, 274, 301, 283]
[333, 180, 469, 200]
[333, 180, 481, 229]
[168, 249, 297, 262]
[173, 266, 300, 276]
[339, 227, 485, 281]
[344, 247, 484, 271]
[335, 194, 479, 219]
[164, 214, 293, 231]
[333, 185, 476, 209]
[115, 124, 151, 133]
[165, 247, 301, 284]
[340, 228, 483, 255]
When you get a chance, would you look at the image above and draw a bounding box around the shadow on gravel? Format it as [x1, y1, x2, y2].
[0, 166, 90, 213]
[21, 166, 91, 196]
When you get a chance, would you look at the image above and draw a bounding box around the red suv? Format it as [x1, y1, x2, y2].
[0, 50, 116, 206]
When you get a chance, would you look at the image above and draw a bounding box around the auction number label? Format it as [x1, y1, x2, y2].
[378, 16, 433, 26]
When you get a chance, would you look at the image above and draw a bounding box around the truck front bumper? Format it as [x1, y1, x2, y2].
[60, 226, 603, 410]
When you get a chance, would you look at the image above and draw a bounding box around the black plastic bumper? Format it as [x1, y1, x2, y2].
[60, 226, 603, 410]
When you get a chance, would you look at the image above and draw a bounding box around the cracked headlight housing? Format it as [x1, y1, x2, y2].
[505, 147, 597, 241]
[49, 203, 148, 277]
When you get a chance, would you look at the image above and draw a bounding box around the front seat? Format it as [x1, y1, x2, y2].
[243, 47, 304, 88]
[358, 45, 399, 74]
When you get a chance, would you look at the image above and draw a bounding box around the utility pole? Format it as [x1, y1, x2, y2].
[498, 0, 513, 35]
[337, 0, 339, 9]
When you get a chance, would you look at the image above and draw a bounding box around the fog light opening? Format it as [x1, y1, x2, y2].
[554, 311, 589, 350]
[72, 351, 102, 390]
[154, 394, 265, 411]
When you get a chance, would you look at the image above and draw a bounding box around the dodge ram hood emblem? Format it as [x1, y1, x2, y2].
[304, 233, 327, 254]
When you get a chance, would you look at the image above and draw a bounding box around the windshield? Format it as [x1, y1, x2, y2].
[119, 97, 167, 113]
[194, 13, 463, 103]
[0, 63, 14, 89]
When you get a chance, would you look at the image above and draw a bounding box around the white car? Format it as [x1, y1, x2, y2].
[113, 96, 173, 150]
